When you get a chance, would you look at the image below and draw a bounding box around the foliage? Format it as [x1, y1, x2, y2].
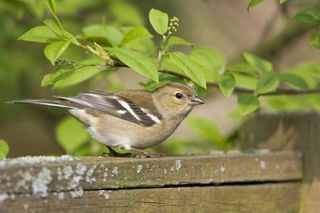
[294, 10, 320, 50]
[16, 1, 231, 155]
[3, 0, 320, 156]
[186, 117, 233, 151]
[0, 140, 9, 159]
[19, 1, 320, 118]
[55, 116, 105, 155]
[149, 116, 236, 155]
[245, 0, 320, 114]
[19, 5, 216, 90]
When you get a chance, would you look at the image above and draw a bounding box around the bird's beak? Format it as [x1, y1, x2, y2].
[190, 96, 205, 105]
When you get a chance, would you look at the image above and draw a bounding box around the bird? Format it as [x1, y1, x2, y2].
[8, 82, 204, 157]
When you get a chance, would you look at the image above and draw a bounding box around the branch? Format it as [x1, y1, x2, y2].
[160, 70, 320, 96]
[78, 40, 320, 97]
[257, 88, 320, 96]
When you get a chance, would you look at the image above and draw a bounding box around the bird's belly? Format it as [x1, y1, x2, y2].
[87, 124, 169, 150]
[87, 115, 179, 150]
[87, 126, 133, 150]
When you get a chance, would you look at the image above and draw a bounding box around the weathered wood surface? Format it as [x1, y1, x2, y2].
[2, 183, 300, 213]
[239, 112, 320, 213]
[0, 152, 302, 212]
[239, 112, 320, 178]
[0, 152, 301, 193]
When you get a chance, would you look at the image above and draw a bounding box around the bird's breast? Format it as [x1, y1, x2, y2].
[91, 115, 182, 149]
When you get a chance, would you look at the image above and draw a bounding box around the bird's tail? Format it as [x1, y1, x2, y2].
[6, 99, 75, 109]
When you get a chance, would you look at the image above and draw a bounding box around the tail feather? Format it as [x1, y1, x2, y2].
[6, 99, 75, 109]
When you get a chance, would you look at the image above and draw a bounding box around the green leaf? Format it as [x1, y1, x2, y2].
[279, 0, 287, 4]
[123, 37, 156, 54]
[41, 66, 74, 87]
[187, 117, 226, 149]
[121, 26, 152, 45]
[285, 63, 320, 88]
[44, 19, 73, 40]
[242, 52, 273, 74]
[83, 25, 123, 47]
[169, 52, 207, 88]
[44, 40, 71, 65]
[149, 8, 169, 35]
[112, 48, 158, 82]
[279, 73, 309, 89]
[44, 19, 63, 35]
[294, 10, 320, 25]
[311, 28, 320, 49]
[189, 48, 224, 83]
[47, 0, 56, 14]
[0, 139, 9, 159]
[247, 0, 264, 11]
[164, 36, 193, 51]
[219, 74, 236, 98]
[233, 73, 258, 90]
[19, 26, 59, 43]
[237, 93, 259, 116]
[54, 65, 100, 88]
[55, 116, 89, 154]
[141, 73, 182, 91]
[161, 55, 184, 74]
[226, 63, 257, 76]
[257, 72, 279, 94]
[265, 95, 319, 112]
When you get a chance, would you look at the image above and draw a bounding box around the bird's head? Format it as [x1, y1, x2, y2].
[152, 83, 204, 119]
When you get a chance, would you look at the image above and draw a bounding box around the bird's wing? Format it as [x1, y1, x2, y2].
[56, 91, 161, 127]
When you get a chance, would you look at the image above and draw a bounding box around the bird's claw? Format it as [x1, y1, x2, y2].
[134, 152, 164, 158]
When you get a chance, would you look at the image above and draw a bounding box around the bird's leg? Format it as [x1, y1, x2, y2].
[130, 147, 162, 158]
[105, 146, 132, 157]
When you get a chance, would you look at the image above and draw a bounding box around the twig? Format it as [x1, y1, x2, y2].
[257, 88, 320, 96]
[74, 35, 320, 97]
[160, 70, 320, 96]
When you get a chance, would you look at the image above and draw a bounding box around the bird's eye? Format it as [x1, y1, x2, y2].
[175, 92, 183, 99]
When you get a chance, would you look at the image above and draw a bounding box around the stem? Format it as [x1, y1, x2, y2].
[257, 88, 320, 96]
[47, 2, 64, 30]
[159, 70, 320, 96]
[157, 35, 170, 69]
[70, 42, 320, 97]
[69, 32, 320, 97]
[71, 40, 114, 66]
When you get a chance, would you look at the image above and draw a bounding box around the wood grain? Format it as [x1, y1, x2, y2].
[1, 183, 301, 213]
[0, 152, 302, 212]
[239, 112, 320, 213]
[0, 152, 301, 194]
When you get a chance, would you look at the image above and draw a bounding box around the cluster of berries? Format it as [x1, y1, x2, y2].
[55, 58, 77, 66]
[167, 16, 179, 36]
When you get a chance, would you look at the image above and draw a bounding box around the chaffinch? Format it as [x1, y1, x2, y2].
[9, 83, 204, 157]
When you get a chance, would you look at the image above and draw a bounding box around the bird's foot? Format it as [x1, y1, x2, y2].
[131, 148, 164, 158]
[103, 146, 163, 158]
[107, 152, 133, 157]
[104, 146, 133, 157]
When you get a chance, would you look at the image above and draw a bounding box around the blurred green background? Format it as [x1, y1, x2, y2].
[1, 0, 320, 157]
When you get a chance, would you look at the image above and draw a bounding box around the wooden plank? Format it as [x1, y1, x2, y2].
[0, 182, 301, 213]
[0, 152, 301, 196]
[239, 112, 320, 178]
[303, 178, 320, 213]
[239, 112, 320, 212]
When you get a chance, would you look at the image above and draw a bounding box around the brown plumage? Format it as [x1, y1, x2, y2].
[8, 83, 204, 157]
